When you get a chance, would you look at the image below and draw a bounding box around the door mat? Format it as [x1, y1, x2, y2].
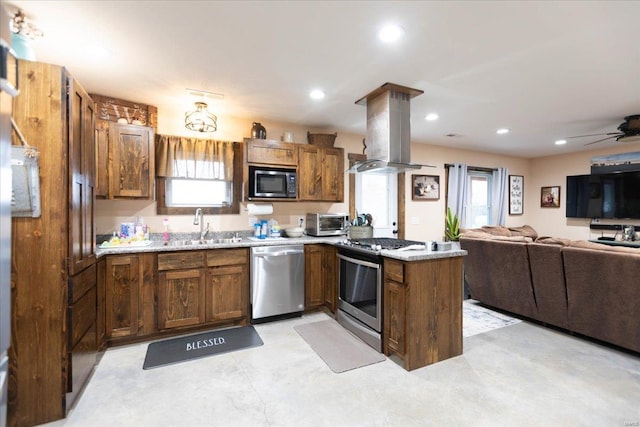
[294, 319, 386, 373]
[143, 326, 263, 370]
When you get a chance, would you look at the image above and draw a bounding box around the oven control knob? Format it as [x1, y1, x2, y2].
[372, 244, 381, 251]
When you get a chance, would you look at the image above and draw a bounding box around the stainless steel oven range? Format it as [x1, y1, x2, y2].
[335, 237, 426, 352]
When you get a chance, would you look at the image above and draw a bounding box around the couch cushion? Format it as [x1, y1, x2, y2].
[563, 245, 640, 352]
[527, 243, 568, 329]
[535, 236, 572, 246]
[480, 225, 512, 236]
[460, 237, 537, 319]
[508, 225, 539, 239]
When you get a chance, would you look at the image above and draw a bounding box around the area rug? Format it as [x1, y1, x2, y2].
[294, 320, 386, 373]
[463, 300, 522, 338]
[143, 326, 263, 370]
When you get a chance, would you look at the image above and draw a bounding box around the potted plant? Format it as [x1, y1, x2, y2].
[445, 207, 461, 242]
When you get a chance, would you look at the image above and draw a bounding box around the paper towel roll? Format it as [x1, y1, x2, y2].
[246, 203, 273, 215]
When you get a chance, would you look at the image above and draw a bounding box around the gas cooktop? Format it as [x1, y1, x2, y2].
[336, 237, 427, 254]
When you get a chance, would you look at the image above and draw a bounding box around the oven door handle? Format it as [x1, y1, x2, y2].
[337, 254, 381, 269]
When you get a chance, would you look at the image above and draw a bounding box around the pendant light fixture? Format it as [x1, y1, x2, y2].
[185, 102, 217, 132]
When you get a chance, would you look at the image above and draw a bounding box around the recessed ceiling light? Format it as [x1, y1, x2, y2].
[555, 139, 567, 145]
[378, 24, 404, 43]
[425, 113, 439, 121]
[496, 128, 510, 135]
[310, 89, 325, 100]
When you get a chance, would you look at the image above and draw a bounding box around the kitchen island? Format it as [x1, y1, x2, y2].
[96, 236, 466, 371]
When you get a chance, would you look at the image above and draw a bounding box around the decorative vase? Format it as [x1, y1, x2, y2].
[251, 122, 266, 139]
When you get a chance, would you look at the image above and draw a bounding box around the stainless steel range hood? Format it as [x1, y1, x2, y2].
[349, 82, 433, 174]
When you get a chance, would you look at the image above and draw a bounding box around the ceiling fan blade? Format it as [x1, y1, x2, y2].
[584, 135, 619, 146]
[566, 132, 622, 139]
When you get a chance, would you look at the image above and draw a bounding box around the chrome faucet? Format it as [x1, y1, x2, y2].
[193, 208, 209, 240]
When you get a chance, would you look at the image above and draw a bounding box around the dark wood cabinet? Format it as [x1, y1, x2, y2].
[158, 268, 206, 329]
[108, 122, 154, 199]
[10, 61, 98, 425]
[304, 245, 325, 308]
[104, 253, 155, 341]
[298, 145, 344, 201]
[245, 138, 298, 166]
[95, 122, 154, 200]
[206, 248, 249, 323]
[105, 255, 141, 338]
[383, 256, 463, 371]
[322, 245, 338, 312]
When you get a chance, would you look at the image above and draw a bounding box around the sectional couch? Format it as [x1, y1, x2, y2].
[460, 226, 640, 353]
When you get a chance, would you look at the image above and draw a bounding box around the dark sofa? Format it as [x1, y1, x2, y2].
[460, 226, 640, 353]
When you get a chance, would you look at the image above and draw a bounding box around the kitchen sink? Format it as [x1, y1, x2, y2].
[167, 238, 243, 247]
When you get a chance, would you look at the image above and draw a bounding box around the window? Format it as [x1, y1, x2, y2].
[165, 178, 232, 207]
[356, 173, 397, 237]
[156, 137, 242, 215]
[467, 171, 492, 228]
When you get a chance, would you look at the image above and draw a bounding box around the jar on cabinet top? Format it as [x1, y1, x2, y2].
[251, 122, 267, 139]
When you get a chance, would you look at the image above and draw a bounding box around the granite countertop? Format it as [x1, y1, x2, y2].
[96, 235, 466, 261]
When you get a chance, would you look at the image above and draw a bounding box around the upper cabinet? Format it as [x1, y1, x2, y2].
[108, 123, 155, 199]
[298, 145, 344, 202]
[95, 123, 155, 199]
[244, 138, 344, 202]
[92, 94, 157, 200]
[245, 138, 298, 166]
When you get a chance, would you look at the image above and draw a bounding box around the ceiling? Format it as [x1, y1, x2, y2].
[6, 1, 640, 158]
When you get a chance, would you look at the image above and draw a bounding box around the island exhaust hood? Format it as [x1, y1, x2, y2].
[349, 82, 434, 174]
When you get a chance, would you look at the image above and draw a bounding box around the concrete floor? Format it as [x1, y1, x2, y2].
[43, 309, 639, 427]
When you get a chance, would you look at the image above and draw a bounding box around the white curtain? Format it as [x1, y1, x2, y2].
[491, 167, 508, 225]
[447, 163, 469, 228]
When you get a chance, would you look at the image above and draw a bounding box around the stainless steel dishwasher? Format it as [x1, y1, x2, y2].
[250, 244, 305, 322]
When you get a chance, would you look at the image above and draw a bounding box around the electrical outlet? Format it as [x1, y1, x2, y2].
[296, 216, 305, 226]
[411, 216, 419, 225]
[248, 216, 257, 227]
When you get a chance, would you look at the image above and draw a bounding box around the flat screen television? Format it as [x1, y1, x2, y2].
[566, 171, 640, 219]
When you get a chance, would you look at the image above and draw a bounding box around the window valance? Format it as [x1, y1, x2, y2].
[155, 135, 235, 180]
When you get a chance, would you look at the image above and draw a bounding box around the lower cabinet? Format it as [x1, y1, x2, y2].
[323, 245, 338, 312]
[383, 256, 463, 371]
[304, 244, 338, 311]
[206, 249, 249, 322]
[156, 248, 249, 331]
[304, 245, 324, 308]
[104, 253, 155, 341]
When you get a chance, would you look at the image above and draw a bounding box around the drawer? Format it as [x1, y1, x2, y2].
[384, 259, 405, 283]
[69, 264, 97, 303]
[69, 286, 97, 348]
[207, 248, 248, 267]
[158, 251, 205, 270]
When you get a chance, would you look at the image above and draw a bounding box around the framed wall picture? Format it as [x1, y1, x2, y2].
[541, 186, 561, 208]
[508, 175, 523, 215]
[412, 174, 439, 200]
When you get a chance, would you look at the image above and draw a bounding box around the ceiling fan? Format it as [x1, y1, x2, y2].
[563, 115, 640, 146]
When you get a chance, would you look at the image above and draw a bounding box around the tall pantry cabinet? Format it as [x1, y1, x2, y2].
[9, 61, 99, 426]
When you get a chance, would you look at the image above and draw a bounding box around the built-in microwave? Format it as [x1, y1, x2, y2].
[248, 166, 297, 199]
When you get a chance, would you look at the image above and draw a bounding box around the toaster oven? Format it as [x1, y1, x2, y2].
[305, 213, 349, 236]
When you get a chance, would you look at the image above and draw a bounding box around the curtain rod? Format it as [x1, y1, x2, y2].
[444, 163, 496, 173]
